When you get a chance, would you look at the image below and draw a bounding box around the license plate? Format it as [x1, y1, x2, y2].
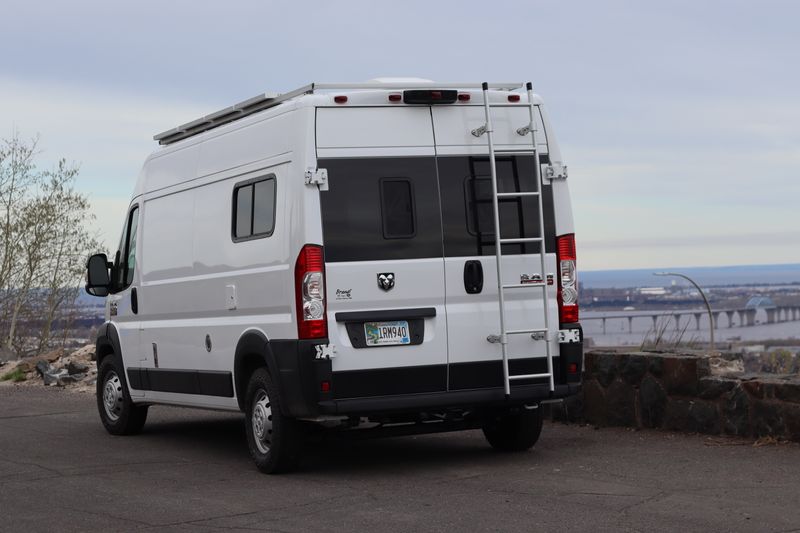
[364, 320, 411, 346]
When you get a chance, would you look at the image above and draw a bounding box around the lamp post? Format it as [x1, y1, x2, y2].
[654, 272, 715, 352]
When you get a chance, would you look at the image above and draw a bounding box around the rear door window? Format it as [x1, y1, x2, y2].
[379, 179, 416, 238]
[437, 155, 555, 257]
[319, 158, 442, 262]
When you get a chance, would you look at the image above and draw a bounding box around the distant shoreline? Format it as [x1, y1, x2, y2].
[580, 263, 800, 289]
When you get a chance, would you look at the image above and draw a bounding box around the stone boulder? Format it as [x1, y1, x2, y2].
[67, 361, 89, 375]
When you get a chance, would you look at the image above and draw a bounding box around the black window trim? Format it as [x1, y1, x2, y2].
[378, 177, 417, 240]
[231, 174, 277, 243]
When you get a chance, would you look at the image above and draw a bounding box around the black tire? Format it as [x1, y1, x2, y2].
[482, 406, 543, 452]
[244, 367, 301, 474]
[96, 355, 148, 435]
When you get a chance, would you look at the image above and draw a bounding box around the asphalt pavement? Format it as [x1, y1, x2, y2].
[1, 386, 799, 532]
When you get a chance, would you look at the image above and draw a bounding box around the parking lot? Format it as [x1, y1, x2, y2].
[1, 386, 799, 532]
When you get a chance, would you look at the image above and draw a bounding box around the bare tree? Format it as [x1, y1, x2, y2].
[0, 133, 99, 357]
[36, 162, 101, 352]
[0, 134, 38, 312]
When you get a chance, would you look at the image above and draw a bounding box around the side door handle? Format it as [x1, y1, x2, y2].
[463, 260, 483, 294]
[131, 287, 139, 314]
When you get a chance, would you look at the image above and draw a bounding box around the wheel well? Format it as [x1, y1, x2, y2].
[235, 352, 267, 411]
[96, 342, 115, 365]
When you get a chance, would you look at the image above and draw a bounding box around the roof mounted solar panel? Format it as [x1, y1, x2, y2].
[153, 81, 524, 145]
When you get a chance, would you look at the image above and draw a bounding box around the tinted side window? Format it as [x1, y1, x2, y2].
[438, 155, 555, 257]
[125, 207, 139, 285]
[253, 179, 276, 234]
[235, 184, 253, 238]
[113, 215, 130, 289]
[320, 158, 442, 262]
[111, 205, 138, 291]
[233, 176, 276, 241]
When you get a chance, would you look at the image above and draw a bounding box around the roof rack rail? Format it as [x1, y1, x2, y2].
[153, 81, 525, 146]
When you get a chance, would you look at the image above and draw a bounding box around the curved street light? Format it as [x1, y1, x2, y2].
[653, 272, 715, 353]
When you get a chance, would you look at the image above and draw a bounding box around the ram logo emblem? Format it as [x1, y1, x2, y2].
[377, 273, 395, 291]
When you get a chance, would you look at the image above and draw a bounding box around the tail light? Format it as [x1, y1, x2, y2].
[295, 244, 327, 339]
[556, 234, 578, 324]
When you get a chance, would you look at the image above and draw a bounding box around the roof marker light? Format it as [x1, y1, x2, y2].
[508, 94, 521, 102]
[334, 95, 348, 104]
[388, 93, 402, 102]
[457, 93, 471, 102]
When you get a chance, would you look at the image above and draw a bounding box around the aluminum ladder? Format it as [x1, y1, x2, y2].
[474, 81, 555, 397]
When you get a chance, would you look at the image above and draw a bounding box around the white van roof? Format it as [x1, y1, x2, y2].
[153, 81, 534, 146]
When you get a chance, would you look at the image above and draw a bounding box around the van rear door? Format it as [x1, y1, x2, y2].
[316, 107, 448, 399]
[432, 105, 561, 391]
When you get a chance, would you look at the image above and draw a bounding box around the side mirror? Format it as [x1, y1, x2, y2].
[86, 253, 111, 297]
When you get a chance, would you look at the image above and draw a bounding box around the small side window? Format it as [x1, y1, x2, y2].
[125, 206, 139, 285]
[379, 178, 416, 239]
[232, 176, 276, 242]
[111, 205, 139, 292]
[235, 184, 253, 238]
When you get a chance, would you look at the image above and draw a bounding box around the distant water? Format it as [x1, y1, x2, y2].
[580, 263, 800, 289]
[583, 308, 800, 347]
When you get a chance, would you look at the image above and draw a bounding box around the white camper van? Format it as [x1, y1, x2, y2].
[85, 80, 583, 473]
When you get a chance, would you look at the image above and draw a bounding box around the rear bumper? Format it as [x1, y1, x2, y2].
[269, 324, 583, 418]
[318, 383, 581, 416]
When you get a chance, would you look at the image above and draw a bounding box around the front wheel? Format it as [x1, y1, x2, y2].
[96, 356, 148, 435]
[244, 367, 301, 474]
[482, 406, 543, 452]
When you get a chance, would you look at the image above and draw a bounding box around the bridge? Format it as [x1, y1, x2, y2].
[583, 305, 800, 334]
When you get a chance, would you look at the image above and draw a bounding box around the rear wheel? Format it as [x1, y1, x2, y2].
[96, 355, 148, 435]
[482, 406, 543, 452]
[244, 367, 301, 474]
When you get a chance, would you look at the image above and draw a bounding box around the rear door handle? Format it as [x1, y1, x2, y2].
[464, 260, 483, 294]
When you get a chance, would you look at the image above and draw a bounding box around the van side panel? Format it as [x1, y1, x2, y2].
[196, 112, 292, 178]
[132, 105, 304, 410]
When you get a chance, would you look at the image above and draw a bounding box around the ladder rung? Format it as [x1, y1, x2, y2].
[509, 373, 551, 381]
[502, 282, 546, 289]
[499, 237, 542, 244]
[496, 191, 539, 198]
[505, 328, 548, 335]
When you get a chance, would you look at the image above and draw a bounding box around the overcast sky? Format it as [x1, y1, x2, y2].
[1, 0, 798, 270]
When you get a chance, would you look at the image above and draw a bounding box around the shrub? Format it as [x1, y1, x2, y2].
[0, 367, 27, 382]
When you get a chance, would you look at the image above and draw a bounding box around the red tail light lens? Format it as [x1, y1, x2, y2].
[334, 95, 348, 104]
[295, 244, 327, 339]
[508, 94, 521, 102]
[556, 234, 578, 324]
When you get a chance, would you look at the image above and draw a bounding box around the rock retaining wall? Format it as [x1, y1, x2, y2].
[551, 350, 800, 441]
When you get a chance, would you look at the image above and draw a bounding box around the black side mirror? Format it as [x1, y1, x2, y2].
[86, 253, 111, 297]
